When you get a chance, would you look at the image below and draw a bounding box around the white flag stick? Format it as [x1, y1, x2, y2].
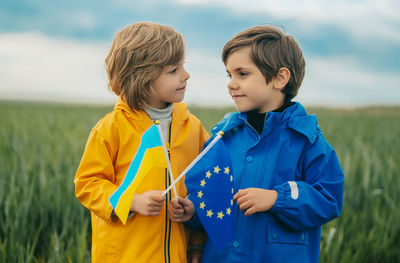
[162, 131, 224, 196]
[155, 121, 178, 198]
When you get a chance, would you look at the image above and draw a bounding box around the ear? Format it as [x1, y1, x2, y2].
[273, 67, 290, 91]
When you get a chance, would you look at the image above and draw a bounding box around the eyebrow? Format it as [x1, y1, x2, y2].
[226, 67, 251, 73]
[164, 64, 178, 71]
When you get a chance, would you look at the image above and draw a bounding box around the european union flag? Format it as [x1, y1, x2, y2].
[185, 137, 234, 248]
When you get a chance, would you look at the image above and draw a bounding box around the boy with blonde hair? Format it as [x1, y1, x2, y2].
[74, 22, 208, 263]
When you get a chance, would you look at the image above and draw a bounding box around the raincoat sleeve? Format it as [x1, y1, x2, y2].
[270, 136, 344, 231]
[74, 128, 118, 223]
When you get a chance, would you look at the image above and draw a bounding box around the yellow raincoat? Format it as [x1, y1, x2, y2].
[74, 98, 209, 263]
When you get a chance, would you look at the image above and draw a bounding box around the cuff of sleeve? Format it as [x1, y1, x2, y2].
[190, 244, 204, 251]
[270, 182, 291, 213]
[110, 210, 119, 223]
[110, 210, 135, 223]
[186, 210, 200, 225]
[105, 189, 118, 223]
[185, 195, 203, 230]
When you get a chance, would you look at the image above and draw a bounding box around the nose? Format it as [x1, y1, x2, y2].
[227, 77, 238, 90]
[183, 68, 190, 81]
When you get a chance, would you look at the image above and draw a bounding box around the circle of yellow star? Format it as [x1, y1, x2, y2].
[197, 165, 235, 221]
[217, 211, 224, 219]
[200, 179, 206, 187]
[224, 167, 230, 174]
[207, 210, 213, 217]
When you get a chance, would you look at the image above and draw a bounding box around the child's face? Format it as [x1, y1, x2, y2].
[225, 47, 285, 113]
[149, 61, 190, 109]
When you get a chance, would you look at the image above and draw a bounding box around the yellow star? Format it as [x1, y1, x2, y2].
[197, 191, 203, 198]
[230, 175, 233, 182]
[231, 199, 233, 206]
[206, 171, 211, 178]
[226, 208, 231, 215]
[224, 167, 230, 174]
[200, 179, 206, 187]
[214, 166, 220, 174]
[199, 202, 205, 209]
[217, 211, 224, 219]
[231, 188, 234, 194]
[207, 210, 213, 217]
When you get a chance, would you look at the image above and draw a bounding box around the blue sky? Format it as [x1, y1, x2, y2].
[1, 0, 399, 107]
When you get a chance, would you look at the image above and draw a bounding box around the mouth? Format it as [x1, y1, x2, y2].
[231, 94, 245, 100]
[176, 86, 186, 91]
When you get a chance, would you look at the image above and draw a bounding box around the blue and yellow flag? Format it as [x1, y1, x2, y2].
[185, 137, 234, 248]
[109, 124, 167, 224]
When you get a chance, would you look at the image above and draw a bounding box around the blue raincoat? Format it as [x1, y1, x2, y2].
[193, 102, 344, 263]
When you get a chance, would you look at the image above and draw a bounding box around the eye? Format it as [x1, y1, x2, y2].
[239, 71, 248, 77]
[169, 67, 177, 74]
[226, 73, 231, 79]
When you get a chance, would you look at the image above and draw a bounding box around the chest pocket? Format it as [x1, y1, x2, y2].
[267, 220, 308, 245]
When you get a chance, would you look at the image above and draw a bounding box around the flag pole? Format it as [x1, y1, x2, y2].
[162, 131, 224, 196]
[155, 121, 178, 198]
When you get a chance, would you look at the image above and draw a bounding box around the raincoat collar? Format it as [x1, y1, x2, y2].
[211, 102, 318, 143]
[114, 97, 190, 122]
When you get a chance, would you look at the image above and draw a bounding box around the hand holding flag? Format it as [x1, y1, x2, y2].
[168, 196, 195, 222]
[108, 123, 167, 224]
[130, 190, 165, 217]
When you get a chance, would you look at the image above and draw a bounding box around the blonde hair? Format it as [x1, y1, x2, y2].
[105, 22, 185, 110]
[222, 26, 305, 100]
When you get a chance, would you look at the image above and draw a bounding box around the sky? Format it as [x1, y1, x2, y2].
[1, 0, 399, 107]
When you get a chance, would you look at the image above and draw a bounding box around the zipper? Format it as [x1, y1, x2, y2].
[241, 114, 269, 263]
[164, 121, 173, 263]
[241, 117, 261, 140]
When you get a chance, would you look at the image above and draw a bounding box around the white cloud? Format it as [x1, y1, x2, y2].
[75, 11, 97, 30]
[0, 32, 116, 104]
[0, 32, 232, 106]
[299, 55, 400, 106]
[186, 48, 400, 107]
[184, 49, 233, 106]
[0, 32, 398, 107]
[173, 0, 400, 42]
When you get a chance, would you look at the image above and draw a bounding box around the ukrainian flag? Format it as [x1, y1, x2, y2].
[109, 124, 167, 224]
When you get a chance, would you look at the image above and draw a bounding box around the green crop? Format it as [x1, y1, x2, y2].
[1, 101, 399, 262]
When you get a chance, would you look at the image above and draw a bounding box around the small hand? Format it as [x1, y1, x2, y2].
[130, 190, 165, 216]
[233, 188, 277, 216]
[168, 196, 195, 222]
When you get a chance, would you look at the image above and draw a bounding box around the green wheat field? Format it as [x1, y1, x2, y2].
[1, 101, 399, 262]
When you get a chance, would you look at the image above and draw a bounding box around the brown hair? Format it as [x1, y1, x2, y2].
[105, 22, 184, 110]
[222, 25, 305, 100]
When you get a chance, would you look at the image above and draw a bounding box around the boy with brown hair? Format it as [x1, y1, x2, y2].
[171, 25, 344, 263]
